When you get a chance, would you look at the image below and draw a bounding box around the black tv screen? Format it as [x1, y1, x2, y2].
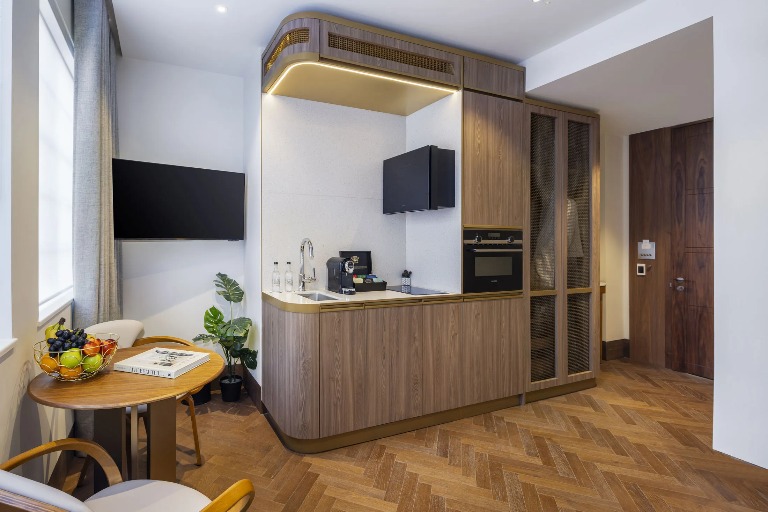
[112, 159, 245, 240]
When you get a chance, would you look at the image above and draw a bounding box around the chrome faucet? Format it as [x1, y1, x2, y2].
[298, 238, 316, 291]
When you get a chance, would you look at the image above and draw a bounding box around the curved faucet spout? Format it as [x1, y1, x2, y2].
[299, 238, 316, 291]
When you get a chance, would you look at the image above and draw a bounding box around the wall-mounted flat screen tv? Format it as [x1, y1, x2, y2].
[112, 158, 245, 240]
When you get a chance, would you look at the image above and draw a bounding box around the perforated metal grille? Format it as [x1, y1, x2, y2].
[328, 33, 455, 75]
[566, 121, 591, 289]
[530, 295, 557, 382]
[530, 113, 557, 291]
[264, 29, 310, 75]
[567, 293, 591, 374]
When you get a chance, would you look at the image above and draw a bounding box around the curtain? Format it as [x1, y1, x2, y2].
[72, 0, 120, 440]
[72, 0, 120, 329]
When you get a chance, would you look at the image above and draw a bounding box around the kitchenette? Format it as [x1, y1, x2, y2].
[259, 12, 599, 452]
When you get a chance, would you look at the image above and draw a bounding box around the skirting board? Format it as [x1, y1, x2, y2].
[243, 368, 263, 413]
[603, 338, 630, 360]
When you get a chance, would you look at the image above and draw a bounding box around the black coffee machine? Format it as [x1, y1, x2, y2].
[326, 257, 356, 295]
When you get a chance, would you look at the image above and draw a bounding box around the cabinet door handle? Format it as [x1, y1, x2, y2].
[468, 248, 523, 253]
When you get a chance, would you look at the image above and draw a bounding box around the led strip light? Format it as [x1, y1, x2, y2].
[267, 61, 457, 95]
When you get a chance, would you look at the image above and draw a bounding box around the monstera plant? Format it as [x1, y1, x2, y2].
[194, 273, 258, 402]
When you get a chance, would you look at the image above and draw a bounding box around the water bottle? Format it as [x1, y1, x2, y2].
[285, 262, 294, 292]
[272, 262, 281, 292]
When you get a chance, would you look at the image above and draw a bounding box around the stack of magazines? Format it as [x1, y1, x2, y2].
[114, 348, 209, 379]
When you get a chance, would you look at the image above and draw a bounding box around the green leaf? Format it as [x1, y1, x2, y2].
[218, 317, 251, 339]
[214, 273, 244, 303]
[203, 306, 224, 334]
[193, 334, 218, 342]
[240, 348, 258, 369]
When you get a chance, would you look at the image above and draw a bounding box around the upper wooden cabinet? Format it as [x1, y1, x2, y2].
[319, 21, 462, 87]
[262, 17, 321, 92]
[463, 57, 524, 100]
[462, 91, 525, 227]
[525, 102, 600, 392]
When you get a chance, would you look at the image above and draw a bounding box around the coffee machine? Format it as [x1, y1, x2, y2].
[326, 257, 356, 295]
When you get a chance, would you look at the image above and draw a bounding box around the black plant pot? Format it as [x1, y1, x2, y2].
[220, 375, 243, 402]
[192, 383, 211, 406]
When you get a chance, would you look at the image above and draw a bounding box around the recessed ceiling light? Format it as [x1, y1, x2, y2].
[215, 5, 227, 13]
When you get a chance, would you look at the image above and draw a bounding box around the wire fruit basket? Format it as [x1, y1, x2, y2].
[34, 332, 120, 382]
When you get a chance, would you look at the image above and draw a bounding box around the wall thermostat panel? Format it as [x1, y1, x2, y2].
[637, 240, 656, 260]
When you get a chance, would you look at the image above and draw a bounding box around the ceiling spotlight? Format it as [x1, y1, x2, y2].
[215, 5, 228, 13]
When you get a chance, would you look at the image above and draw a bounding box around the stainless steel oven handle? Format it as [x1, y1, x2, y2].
[467, 248, 523, 253]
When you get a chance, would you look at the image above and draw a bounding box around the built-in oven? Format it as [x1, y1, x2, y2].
[463, 228, 523, 293]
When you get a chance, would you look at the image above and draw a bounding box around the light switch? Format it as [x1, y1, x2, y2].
[637, 263, 646, 276]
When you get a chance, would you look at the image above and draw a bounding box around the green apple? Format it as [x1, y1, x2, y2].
[82, 353, 103, 373]
[59, 348, 83, 369]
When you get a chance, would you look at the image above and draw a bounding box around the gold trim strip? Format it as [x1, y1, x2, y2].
[319, 305, 365, 312]
[530, 290, 557, 297]
[462, 224, 523, 230]
[264, 394, 522, 453]
[566, 288, 593, 295]
[524, 379, 596, 404]
[261, 292, 320, 313]
[462, 292, 523, 302]
[421, 297, 463, 305]
[524, 97, 600, 118]
[364, 300, 422, 309]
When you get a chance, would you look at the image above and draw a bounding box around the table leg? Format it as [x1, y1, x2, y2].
[93, 408, 125, 492]
[146, 397, 176, 482]
[130, 406, 139, 480]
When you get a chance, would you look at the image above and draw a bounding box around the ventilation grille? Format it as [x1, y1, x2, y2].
[567, 293, 591, 374]
[531, 295, 557, 382]
[328, 33, 455, 75]
[264, 29, 310, 75]
[566, 121, 591, 289]
[530, 113, 557, 291]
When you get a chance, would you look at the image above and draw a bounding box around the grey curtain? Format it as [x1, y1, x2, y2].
[72, 0, 120, 440]
[73, 0, 120, 329]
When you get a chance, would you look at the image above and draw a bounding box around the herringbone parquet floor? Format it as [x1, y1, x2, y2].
[169, 360, 768, 511]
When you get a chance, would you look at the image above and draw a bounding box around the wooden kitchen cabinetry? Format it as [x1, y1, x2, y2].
[525, 102, 600, 393]
[422, 301, 462, 414]
[462, 91, 525, 227]
[460, 297, 526, 405]
[318, 303, 423, 437]
[463, 57, 525, 100]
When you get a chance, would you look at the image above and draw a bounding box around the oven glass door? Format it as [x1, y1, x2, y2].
[463, 247, 523, 293]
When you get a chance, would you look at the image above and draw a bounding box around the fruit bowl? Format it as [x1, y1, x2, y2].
[34, 332, 119, 381]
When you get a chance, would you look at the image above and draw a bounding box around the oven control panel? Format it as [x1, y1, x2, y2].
[463, 229, 523, 246]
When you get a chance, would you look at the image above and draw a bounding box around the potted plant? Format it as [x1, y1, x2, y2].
[194, 273, 258, 402]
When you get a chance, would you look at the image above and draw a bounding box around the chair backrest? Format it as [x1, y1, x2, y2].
[0, 470, 91, 512]
[85, 320, 144, 349]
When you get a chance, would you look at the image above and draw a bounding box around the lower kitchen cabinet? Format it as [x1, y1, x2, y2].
[319, 303, 423, 437]
[460, 298, 526, 406]
[422, 301, 462, 414]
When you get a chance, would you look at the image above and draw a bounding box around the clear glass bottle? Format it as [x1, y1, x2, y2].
[285, 262, 294, 292]
[271, 262, 281, 292]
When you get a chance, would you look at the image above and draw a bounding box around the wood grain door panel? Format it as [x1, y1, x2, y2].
[462, 91, 524, 227]
[423, 302, 462, 414]
[686, 128, 713, 191]
[685, 251, 714, 308]
[319, 309, 368, 437]
[685, 306, 714, 379]
[463, 57, 524, 100]
[685, 192, 714, 248]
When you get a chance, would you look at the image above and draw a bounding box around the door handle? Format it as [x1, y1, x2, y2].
[676, 285, 685, 292]
[675, 277, 685, 282]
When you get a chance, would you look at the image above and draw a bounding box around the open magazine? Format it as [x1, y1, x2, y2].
[114, 348, 209, 379]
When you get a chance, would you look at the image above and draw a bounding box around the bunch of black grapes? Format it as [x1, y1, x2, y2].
[47, 329, 88, 354]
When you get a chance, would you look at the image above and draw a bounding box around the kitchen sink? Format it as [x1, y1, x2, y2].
[297, 292, 338, 301]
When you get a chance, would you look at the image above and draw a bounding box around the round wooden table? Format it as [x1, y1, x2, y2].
[28, 344, 223, 490]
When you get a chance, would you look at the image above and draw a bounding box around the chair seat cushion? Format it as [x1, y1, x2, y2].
[0, 469, 91, 512]
[85, 480, 211, 512]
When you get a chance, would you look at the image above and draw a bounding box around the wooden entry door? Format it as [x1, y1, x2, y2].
[667, 121, 714, 378]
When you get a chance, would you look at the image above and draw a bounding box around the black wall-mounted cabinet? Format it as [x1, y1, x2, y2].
[383, 145, 455, 215]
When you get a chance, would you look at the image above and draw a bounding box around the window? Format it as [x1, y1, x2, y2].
[38, 0, 73, 320]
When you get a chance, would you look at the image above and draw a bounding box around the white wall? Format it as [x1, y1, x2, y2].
[0, 0, 73, 480]
[404, 92, 462, 293]
[242, 56, 262, 381]
[522, 0, 768, 468]
[599, 124, 629, 341]
[116, 57, 245, 341]
[261, 96, 406, 290]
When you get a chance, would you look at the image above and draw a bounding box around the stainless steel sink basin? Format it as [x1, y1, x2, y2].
[297, 292, 337, 301]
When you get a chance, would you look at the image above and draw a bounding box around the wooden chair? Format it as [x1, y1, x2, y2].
[0, 438, 254, 512]
[130, 336, 206, 467]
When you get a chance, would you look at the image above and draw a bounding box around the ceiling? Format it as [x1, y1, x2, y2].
[111, 0, 645, 76]
[528, 18, 714, 135]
